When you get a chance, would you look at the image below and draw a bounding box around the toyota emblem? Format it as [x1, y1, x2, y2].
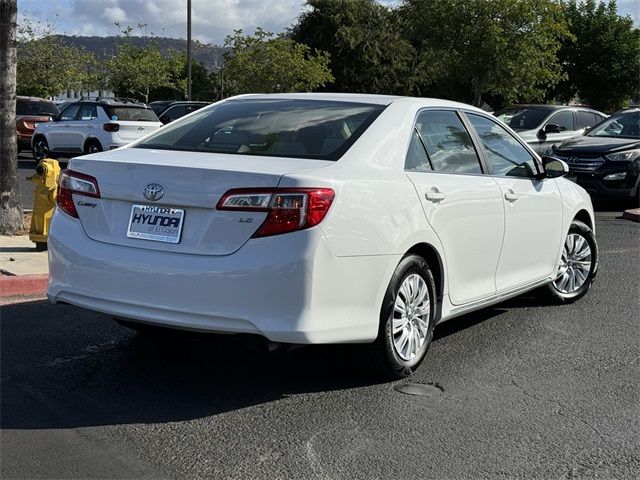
[143, 183, 164, 201]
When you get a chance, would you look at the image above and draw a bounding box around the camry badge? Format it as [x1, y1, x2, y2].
[143, 183, 164, 201]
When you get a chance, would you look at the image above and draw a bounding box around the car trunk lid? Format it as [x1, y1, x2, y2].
[68, 148, 332, 255]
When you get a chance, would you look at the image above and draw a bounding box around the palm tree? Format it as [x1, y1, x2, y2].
[0, 0, 22, 234]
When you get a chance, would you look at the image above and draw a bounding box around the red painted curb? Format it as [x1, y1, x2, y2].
[0, 274, 48, 297]
[622, 209, 640, 223]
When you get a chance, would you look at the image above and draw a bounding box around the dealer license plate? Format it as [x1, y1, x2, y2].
[127, 204, 185, 244]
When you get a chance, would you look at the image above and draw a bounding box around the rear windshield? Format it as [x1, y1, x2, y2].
[16, 99, 59, 116]
[494, 107, 553, 131]
[106, 106, 158, 122]
[134, 99, 386, 160]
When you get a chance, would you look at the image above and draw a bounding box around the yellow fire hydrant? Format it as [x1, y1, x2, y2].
[28, 159, 60, 251]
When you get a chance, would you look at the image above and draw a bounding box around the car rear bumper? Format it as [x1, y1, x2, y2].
[47, 210, 395, 344]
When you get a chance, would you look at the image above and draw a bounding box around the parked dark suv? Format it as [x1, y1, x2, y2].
[552, 109, 640, 201]
[155, 101, 210, 124]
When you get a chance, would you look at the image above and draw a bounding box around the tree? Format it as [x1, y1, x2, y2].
[400, 0, 571, 107]
[555, 0, 640, 112]
[0, 0, 22, 234]
[17, 18, 99, 98]
[149, 59, 215, 102]
[293, 0, 419, 95]
[222, 28, 333, 95]
[106, 25, 185, 103]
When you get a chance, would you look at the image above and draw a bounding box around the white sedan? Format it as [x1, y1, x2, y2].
[48, 93, 598, 378]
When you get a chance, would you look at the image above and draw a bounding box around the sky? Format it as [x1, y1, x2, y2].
[17, 0, 640, 46]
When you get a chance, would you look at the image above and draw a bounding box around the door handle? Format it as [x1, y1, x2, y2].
[425, 190, 446, 202]
[504, 190, 519, 202]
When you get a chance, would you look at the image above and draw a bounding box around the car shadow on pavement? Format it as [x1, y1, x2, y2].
[1, 300, 505, 430]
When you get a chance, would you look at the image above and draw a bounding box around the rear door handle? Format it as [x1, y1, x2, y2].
[504, 190, 519, 202]
[425, 191, 446, 202]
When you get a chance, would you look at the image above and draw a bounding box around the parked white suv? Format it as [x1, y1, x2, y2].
[32, 100, 162, 161]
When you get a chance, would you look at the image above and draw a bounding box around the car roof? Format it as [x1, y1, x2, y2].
[17, 95, 53, 103]
[500, 104, 604, 113]
[71, 100, 151, 109]
[227, 93, 486, 112]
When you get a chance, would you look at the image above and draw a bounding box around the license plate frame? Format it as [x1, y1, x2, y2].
[126, 204, 185, 244]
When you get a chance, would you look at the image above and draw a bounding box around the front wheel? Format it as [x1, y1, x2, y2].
[32, 137, 49, 161]
[540, 220, 598, 304]
[369, 254, 437, 379]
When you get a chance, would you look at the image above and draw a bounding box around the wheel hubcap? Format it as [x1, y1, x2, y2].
[553, 233, 592, 294]
[392, 273, 430, 361]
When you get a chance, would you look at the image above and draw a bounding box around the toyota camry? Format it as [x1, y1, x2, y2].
[47, 93, 598, 378]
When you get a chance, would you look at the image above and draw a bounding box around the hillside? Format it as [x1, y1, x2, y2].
[57, 35, 227, 70]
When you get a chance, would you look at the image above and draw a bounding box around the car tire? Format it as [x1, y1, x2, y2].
[369, 254, 437, 379]
[32, 136, 50, 162]
[85, 140, 103, 154]
[539, 220, 598, 304]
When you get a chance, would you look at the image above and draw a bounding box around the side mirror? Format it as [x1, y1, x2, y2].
[159, 115, 171, 124]
[544, 123, 562, 134]
[541, 156, 569, 179]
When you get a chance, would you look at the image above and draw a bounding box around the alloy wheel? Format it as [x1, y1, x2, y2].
[553, 233, 592, 294]
[392, 273, 430, 361]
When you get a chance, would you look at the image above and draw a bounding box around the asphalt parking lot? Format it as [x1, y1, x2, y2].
[1, 207, 638, 479]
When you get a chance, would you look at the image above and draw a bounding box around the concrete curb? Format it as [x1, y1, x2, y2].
[622, 208, 640, 223]
[0, 274, 48, 297]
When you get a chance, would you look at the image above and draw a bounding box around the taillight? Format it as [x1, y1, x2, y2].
[57, 170, 100, 218]
[217, 188, 335, 237]
[103, 123, 120, 132]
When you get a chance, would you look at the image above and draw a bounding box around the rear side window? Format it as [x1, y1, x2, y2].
[135, 99, 386, 161]
[577, 111, 599, 129]
[413, 110, 482, 174]
[79, 104, 98, 121]
[106, 107, 158, 122]
[547, 110, 574, 131]
[405, 129, 432, 171]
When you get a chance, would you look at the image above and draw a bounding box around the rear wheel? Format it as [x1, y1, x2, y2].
[85, 140, 103, 154]
[370, 254, 437, 379]
[540, 220, 598, 304]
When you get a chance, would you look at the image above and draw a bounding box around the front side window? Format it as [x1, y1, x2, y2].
[547, 110, 574, 131]
[135, 99, 386, 160]
[467, 114, 538, 178]
[414, 110, 482, 174]
[494, 107, 552, 131]
[59, 104, 80, 121]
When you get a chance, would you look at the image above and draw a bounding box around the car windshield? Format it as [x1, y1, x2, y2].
[106, 106, 158, 122]
[493, 107, 553, 131]
[587, 111, 640, 139]
[16, 99, 59, 116]
[134, 99, 386, 160]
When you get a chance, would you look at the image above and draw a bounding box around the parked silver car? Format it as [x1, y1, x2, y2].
[494, 105, 607, 155]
